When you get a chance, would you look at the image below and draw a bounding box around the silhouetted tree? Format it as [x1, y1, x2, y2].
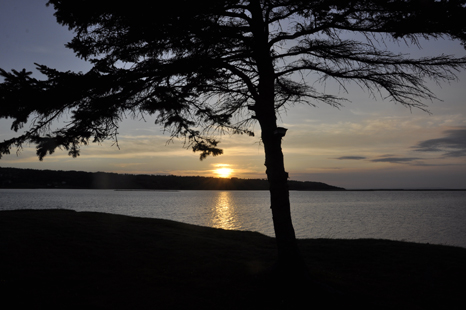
[1, 0, 466, 275]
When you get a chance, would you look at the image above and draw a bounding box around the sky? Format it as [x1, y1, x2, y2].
[1, 0, 466, 189]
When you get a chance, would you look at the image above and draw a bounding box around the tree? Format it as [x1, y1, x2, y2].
[1, 0, 466, 275]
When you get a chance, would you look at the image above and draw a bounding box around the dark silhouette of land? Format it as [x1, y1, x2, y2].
[0, 167, 344, 190]
[1, 209, 465, 309]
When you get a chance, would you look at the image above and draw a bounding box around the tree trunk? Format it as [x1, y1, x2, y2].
[260, 123, 305, 274]
[248, 0, 305, 276]
[254, 82, 305, 274]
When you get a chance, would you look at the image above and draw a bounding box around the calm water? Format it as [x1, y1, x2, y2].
[1, 189, 465, 248]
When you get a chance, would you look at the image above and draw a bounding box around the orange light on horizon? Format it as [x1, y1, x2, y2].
[214, 167, 234, 178]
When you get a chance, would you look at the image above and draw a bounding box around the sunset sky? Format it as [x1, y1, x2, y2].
[1, 0, 466, 189]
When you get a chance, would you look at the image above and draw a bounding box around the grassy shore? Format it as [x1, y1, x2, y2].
[1, 209, 465, 309]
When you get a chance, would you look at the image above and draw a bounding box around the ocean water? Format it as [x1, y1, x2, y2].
[1, 189, 465, 248]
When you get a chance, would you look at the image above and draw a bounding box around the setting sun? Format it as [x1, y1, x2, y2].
[214, 167, 234, 178]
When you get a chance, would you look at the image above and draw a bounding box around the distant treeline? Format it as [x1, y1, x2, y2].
[0, 167, 345, 191]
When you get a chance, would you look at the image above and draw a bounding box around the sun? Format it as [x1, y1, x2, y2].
[214, 167, 234, 178]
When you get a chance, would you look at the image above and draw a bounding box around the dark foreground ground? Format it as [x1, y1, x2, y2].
[1, 210, 465, 309]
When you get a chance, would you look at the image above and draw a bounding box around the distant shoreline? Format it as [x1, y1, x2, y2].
[2, 186, 465, 191]
[0, 167, 345, 191]
[2, 167, 465, 191]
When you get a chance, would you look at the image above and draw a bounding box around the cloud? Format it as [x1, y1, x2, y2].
[413, 127, 466, 157]
[371, 157, 422, 164]
[335, 156, 366, 160]
[409, 162, 461, 167]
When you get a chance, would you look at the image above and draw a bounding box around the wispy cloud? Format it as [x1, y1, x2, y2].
[371, 157, 422, 164]
[335, 156, 367, 160]
[413, 127, 466, 157]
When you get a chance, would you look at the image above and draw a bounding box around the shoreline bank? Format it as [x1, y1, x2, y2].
[1, 209, 465, 309]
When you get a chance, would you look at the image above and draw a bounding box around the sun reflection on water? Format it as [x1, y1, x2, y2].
[211, 191, 238, 230]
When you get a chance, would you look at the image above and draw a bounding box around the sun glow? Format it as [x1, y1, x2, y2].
[214, 167, 234, 178]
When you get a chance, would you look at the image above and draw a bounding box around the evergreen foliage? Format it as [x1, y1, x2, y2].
[1, 1, 465, 159]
